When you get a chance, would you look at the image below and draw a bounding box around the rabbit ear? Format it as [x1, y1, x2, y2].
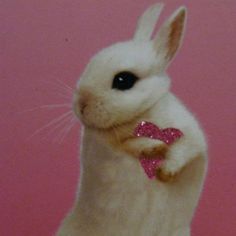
[153, 7, 187, 70]
[134, 3, 164, 42]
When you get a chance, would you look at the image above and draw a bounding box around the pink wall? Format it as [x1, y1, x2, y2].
[1, 0, 235, 235]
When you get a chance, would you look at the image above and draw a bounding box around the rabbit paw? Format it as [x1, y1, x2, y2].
[140, 140, 168, 158]
[156, 159, 181, 182]
[122, 138, 168, 158]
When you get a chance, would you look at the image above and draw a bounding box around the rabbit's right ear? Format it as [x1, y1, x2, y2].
[134, 3, 164, 42]
[153, 7, 187, 70]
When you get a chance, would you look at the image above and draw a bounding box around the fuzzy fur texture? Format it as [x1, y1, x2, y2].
[57, 3, 207, 236]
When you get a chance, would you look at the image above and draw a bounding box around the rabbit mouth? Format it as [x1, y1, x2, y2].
[75, 112, 115, 130]
[73, 103, 112, 129]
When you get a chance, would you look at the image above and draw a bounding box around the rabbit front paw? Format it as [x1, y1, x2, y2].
[140, 140, 168, 158]
[121, 138, 168, 158]
[156, 159, 181, 182]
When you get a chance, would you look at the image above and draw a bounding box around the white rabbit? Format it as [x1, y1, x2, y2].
[57, 3, 207, 236]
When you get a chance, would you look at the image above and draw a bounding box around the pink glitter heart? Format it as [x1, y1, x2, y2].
[140, 158, 162, 179]
[134, 121, 183, 145]
[134, 121, 183, 179]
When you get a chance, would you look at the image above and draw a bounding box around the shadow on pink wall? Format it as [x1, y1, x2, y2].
[1, 0, 235, 235]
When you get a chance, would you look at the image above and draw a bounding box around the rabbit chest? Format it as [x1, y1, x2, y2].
[75, 129, 194, 236]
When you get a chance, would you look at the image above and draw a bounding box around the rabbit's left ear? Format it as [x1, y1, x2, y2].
[153, 7, 187, 70]
[134, 3, 164, 42]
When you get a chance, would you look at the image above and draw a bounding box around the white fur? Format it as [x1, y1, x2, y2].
[57, 3, 207, 236]
[134, 3, 164, 41]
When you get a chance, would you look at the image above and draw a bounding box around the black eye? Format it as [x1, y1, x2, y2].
[112, 71, 139, 90]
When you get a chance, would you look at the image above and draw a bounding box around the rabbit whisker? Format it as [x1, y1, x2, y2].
[56, 79, 74, 92]
[58, 93, 73, 100]
[55, 116, 77, 144]
[18, 103, 72, 114]
[27, 110, 73, 140]
[42, 113, 75, 141]
[44, 80, 73, 96]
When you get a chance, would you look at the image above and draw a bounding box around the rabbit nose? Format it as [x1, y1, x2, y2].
[75, 89, 93, 115]
[79, 97, 88, 115]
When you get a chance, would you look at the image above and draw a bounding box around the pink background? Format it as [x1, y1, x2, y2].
[1, 0, 236, 235]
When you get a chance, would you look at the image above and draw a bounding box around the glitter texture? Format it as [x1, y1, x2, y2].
[140, 158, 162, 179]
[134, 121, 183, 145]
[134, 121, 184, 179]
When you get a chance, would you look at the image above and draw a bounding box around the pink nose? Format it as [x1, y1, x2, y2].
[75, 89, 92, 115]
[79, 98, 87, 114]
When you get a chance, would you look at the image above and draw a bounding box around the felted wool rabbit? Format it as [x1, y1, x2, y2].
[57, 3, 207, 236]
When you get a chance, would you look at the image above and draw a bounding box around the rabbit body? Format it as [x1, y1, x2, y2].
[57, 94, 207, 236]
[57, 3, 207, 236]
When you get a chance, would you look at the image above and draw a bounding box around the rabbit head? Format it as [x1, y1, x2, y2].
[74, 3, 186, 129]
